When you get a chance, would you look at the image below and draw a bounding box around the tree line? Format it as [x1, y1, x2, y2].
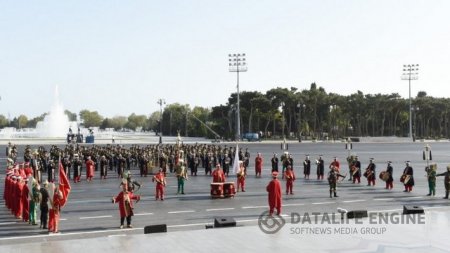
[1, 83, 449, 140]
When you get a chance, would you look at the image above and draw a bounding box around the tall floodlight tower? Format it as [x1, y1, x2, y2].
[229, 53, 247, 141]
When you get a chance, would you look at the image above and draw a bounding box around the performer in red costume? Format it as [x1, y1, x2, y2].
[236, 161, 246, 192]
[48, 183, 63, 233]
[255, 153, 263, 178]
[152, 168, 166, 201]
[85, 156, 95, 182]
[112, 183, 140, 229]
[212, 164, 226, 183]
[284, 165, 296, 195]
[266, 171, 282, 216]
[330, 157, 341, 172]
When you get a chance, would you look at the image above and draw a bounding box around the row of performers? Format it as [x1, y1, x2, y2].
[7, 143, 250, 165]
[3, 169, 65, 233]
[6, 145, 252, 181]
[348, 157, 450, 197]
[7, 154, 98, 184]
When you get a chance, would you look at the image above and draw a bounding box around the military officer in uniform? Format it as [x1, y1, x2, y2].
[436, 165, 450, 199]
[328, 166, 346, 198]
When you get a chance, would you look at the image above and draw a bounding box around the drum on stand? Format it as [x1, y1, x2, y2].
[211, 183, 224, 198]
[223, 182, 236, 198]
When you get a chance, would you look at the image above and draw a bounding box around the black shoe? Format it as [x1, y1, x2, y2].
[426, 193, 431, 196]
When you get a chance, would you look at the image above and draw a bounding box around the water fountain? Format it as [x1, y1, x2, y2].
[34, 86, 77, 138]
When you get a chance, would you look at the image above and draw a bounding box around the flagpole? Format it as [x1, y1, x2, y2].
[57, 152, 61, 184]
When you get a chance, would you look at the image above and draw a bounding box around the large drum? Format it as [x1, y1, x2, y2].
[379, 171, 389, 182]
[351, 166, 358, 176]
[211, 183, 224, 198]
[223, 182, 236, 198]
[400, 174, 411, 184]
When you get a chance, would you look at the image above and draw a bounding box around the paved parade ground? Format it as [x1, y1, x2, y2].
[1, 140, 450, 252]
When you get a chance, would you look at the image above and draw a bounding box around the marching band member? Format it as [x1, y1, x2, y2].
[40, 180, 50, 229]
[303, 155, 311, 179]
[176, 160, 188, 194]
[223, 152, 230, 176]
[266, 171, 282, 216]
[31, 150, 42, 183]
[329, 157, 340, 172]
[100, 155, 108, 179]
[385, 161, 394, 190]
[316, 155, 324, 180]
[48, 183, 63, 233]
[425, 164, 437, 196]
[112, 182, 140, 229]
[47, 160, 56, 183]
[436, 165, 450, 199]
[281, 152, 290, 179]
[212, 164, 226, 183]
[152, 168, 166, 200]
[352, 156, 361, 184]
[85, 156, 95, 182]
[255, 153, 263, 178]
[72, 154, 82, 183]
[28, 178, 40, 225]
[365, 158, 376, 186]
[284, 165, 296, 195]
[401, 161, 415, 192]
[236, 161, 246, 192]
[271, 153, 279, 172]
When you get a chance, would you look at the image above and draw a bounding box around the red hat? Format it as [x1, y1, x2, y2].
[272, 171, 279, 177]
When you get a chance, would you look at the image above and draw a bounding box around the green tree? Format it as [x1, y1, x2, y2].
[79, 110, 103, 128]
[26, 113, 46, 128]
[10, 115, 29, 129]
[0, 114, 9, 128]
[147, 111, 161, 134]
[125, 113, 148, 131]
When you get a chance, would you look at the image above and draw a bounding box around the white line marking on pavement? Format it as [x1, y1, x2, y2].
[60, 219, 67, 221]
[79, 215, 112, 220]
[167, 223, 208, 228]
[134, 212, 154, 216]
[108, 234, 127, 237]
[312, 201, 336, 205]
[168, 210, 195, 214]
[373, 198, 393, 201]
[283, 203, 305, 207]
[242, 205, 267, 209]
[206, 208, 235, 212]
[405, 196, 424, 199]
[2, 205, 446, 242]
[342, 200, 366, 203]
[0, 222, 17, 226]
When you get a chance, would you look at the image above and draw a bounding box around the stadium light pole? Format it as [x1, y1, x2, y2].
[229, 53, 247, 141]
[401, 64, 419, 141]
[157, 98, 166, 144]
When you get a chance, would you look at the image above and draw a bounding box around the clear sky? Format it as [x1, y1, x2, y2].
[1, 0, 449, 119]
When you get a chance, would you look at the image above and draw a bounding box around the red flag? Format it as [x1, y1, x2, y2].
[58, 161, 71, 207]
